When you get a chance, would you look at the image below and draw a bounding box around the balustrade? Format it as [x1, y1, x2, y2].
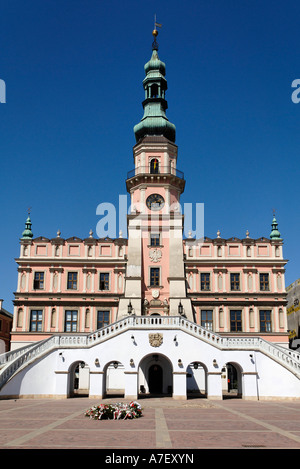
[1, 316, 300, 391]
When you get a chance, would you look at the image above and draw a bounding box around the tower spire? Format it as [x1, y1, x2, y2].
[21, 210, 33, 240]
[270, 210, 282, 240]
[133, 22, 176, 143]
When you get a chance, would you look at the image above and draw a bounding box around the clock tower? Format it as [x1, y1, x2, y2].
[117, 30, 194, 321]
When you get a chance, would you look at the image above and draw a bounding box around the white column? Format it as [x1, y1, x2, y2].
[242, 372, 259, 400]
[207, 372, 222, 399]
[124, 371, 138, 400]
[89, 371, 104, 399]
[172, 371, 187, 400]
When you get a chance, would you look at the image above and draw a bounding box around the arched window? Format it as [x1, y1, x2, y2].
[150, 84, 159, 98]
[150, 158, 159, 174]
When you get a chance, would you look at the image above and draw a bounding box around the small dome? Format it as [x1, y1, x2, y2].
[144, 50, 166, 76]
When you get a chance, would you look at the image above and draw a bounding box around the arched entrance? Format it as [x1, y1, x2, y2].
[186, 361, 207, 398]
[149, 364, 163, 393]
[222, 362, 243, 399]
[138, 354, 173, 397]
[104, 361, 125, 398]
[68, 361, 90, 398]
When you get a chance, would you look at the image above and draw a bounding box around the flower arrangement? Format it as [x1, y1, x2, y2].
[84, 401, 143, 420]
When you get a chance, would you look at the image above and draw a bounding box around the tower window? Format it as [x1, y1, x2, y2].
[150, 267, 160, 286]
[150, 233, 160, 246]
[150, 84, 159, 98]
[150, 158, 159, 174]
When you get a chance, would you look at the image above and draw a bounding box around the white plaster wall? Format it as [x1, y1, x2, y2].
[1, 328, 300, 399]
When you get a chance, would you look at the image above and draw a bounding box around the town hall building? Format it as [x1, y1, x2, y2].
[1, 30, 300, 400]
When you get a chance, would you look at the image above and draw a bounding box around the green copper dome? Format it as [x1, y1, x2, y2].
[144, 49, 166, 76]
[21, 215, 33, 240]
[134, 38, 176, 143]
[270, 215, 282, 240]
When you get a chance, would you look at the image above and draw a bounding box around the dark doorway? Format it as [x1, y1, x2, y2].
[149, 364, 163, 394]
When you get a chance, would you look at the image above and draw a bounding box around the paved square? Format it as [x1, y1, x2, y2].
[0, 397, 300, 449]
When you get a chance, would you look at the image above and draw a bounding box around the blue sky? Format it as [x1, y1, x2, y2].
[0, 0, 299, 312]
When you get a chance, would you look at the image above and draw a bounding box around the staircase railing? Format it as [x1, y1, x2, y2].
[1, 316, 300, 391]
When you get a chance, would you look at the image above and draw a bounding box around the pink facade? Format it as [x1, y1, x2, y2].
[12, 170, 288, 350]
[11, 39, 288, 351]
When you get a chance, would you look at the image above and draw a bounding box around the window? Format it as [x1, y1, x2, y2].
[260, 273, 269, 291]
[230, 273, 240, 291]
[67, 272, 77, 290]
[65, 310, 78, 332]
[201, 310, 213, 330]
[30, 310, 43, 332]
[150, 267, 160, 286]
[230, 310, 242, 332]
[33, 272, 44, 289]
[150, 233, 160, 246]
[260, 310, 272, 332]
[99, 273, 109, 290]
[201, 273, 210, 291]
[150, 158, 159, 174]
[97, 311, 110, 329]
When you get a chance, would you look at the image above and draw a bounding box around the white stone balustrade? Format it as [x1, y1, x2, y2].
[1, 316, 300, 391]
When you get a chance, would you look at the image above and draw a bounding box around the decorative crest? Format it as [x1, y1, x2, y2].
[149, 333, 163, 347]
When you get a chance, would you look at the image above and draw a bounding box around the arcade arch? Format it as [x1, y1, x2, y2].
[68, 361, 90, 397]
[104, 360, 125, 398]
[186, 361, 207, 398]
[222, 362, 243, 399]
[138, 353, 173, 396]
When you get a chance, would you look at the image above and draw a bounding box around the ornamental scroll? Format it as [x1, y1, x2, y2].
[149, 333, 163, 347]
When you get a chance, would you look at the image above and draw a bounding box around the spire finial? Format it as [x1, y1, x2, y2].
[152, 15, 162, 50]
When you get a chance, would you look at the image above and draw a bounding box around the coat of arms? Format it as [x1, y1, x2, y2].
[149, 333, 163, 347]
[149, 248, 162, 263]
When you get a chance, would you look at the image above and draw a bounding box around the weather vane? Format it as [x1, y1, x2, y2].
[27, 206, 32, 215]
[152, 14, 162, 50]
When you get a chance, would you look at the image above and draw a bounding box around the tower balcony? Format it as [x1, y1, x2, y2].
[126, 166, 185, 192]
[127, 166, 184, 180]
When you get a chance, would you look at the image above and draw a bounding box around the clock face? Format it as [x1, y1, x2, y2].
[146, 193, 165, 211]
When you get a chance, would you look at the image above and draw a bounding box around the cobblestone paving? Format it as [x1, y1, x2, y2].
[0, 397, 299, 449]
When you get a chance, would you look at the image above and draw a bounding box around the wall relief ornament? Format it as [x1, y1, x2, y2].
[149, 333, 163, 347]
[149, 248, 162, 263]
